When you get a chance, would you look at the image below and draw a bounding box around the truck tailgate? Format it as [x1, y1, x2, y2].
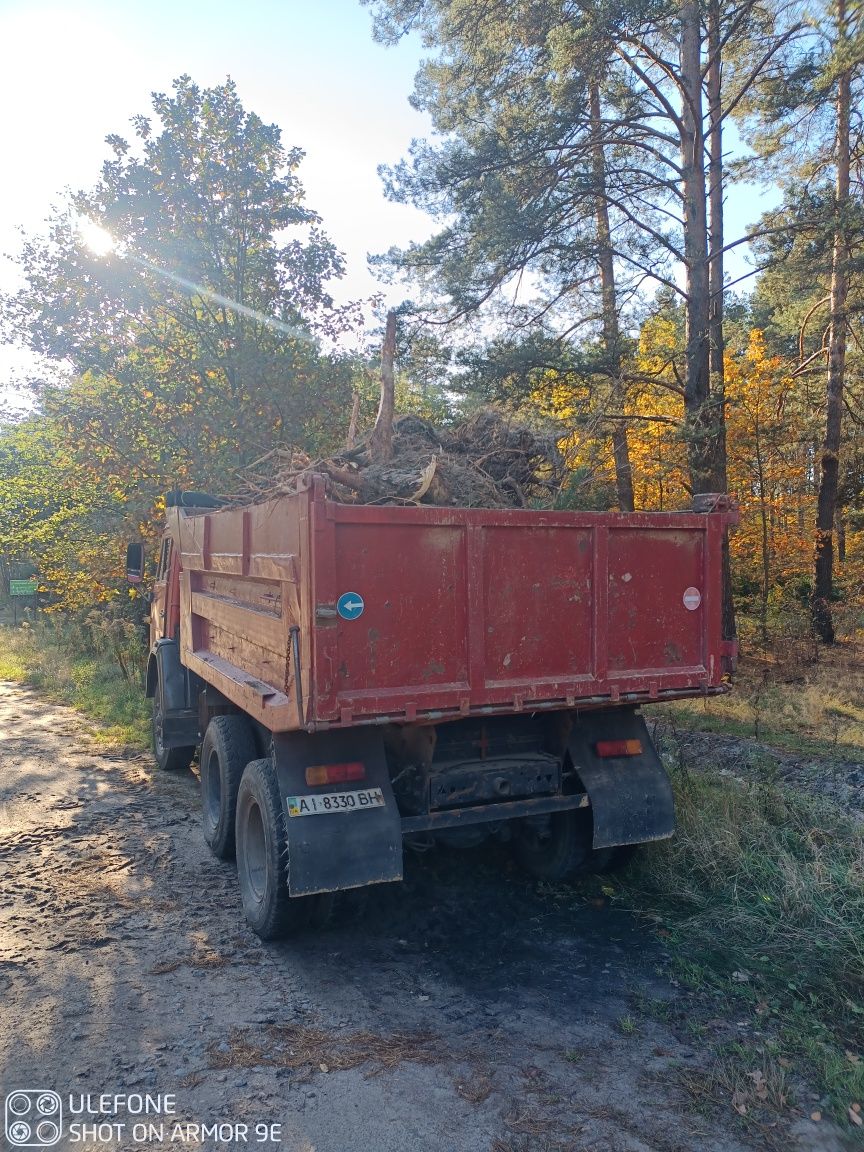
[308, 495, 731, 726]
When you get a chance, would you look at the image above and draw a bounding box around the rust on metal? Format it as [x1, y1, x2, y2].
[155, 476, 734, 734]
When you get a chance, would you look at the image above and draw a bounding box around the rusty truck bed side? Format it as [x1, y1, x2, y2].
[177, 476, 735, 732]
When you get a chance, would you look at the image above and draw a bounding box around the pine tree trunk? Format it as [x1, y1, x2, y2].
[679, 0, 713, 496]
[755, 423, 770, 646]
[811, 0, 850, 644]
[706, 0, 726, 494]
[589, 82, 634, 512]
[707, 0, 736, 644]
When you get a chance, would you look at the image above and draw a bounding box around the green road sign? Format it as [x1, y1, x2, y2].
[9, 579, 38, 596]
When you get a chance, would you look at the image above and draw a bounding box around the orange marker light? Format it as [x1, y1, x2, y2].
[595, 739, 643, 758]
[305, 762, 366, 787]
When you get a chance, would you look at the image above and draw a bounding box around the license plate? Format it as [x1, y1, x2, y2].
[286, 788, 385, 817]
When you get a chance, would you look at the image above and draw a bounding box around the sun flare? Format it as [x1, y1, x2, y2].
[78, 218, 115, 256]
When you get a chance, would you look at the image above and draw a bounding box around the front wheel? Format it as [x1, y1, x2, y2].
[235, 758, 311, 940]
[152, 690, 195, 772]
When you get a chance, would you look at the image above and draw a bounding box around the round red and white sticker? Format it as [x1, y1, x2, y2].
[683, 587, 702, 611]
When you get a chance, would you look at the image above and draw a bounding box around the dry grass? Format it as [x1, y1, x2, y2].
[619, 754, 864, 1123]
[208, 1022, 445, 1077]
[496, 1106, 585, 1151]
[676, 1046, 798, 1152]
[151, 951, 236, 975]
[151, 931, 257, 975]
[176, 1070, 207, 1089]
[150, 961, 183, 975]
[663, 647, 864, 753]
[454, 1070, 495, 1103]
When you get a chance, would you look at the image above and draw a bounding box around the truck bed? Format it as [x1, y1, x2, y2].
[176, 475, 736, 732]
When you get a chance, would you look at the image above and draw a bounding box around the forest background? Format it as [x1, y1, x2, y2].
[0, 0, 863, 655]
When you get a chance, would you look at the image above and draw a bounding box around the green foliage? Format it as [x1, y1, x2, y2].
[0, 76, 366, 609]
[367, 0, 673, 329]
[0, 412, 132, 607]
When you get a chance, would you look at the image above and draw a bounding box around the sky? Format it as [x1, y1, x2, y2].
[0, 0, 434, 393]
[0, 0, 781, 401]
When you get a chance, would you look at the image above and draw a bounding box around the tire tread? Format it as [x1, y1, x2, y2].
[236, 758, 308, 940]
[200, 714, 257, 859]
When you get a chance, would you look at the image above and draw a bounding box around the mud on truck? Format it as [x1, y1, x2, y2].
[127, 475, 737, 939]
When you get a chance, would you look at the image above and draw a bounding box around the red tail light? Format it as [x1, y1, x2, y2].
[305, 762, 366, 787]
[595, 739, 643, 758]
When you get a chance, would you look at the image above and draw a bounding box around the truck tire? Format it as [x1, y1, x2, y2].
[236, 758, 311, 940]
[152, 692, 195, 773]
[200, 715, 257, 860]
[512, 811, 592, 882]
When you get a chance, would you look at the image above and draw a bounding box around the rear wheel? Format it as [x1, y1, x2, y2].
[512, 809, 593, 881]
[200, 715, 258, 860]
[236, 758, 311, 940]
[152, 689, 195, 772]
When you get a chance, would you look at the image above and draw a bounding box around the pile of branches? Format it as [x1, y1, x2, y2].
[236, 410, 565, 509]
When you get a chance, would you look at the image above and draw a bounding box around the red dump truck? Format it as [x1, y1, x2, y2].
[127, 475, 737, 939]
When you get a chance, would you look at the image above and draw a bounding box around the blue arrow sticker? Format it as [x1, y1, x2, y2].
[336, 592, 365, 621]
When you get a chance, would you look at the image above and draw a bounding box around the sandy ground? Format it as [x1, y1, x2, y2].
[0, 681, 851, 1152]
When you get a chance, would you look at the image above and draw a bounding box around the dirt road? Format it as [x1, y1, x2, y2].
[0, 681, 846, 1152]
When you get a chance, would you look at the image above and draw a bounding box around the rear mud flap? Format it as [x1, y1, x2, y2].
[271, 729, 403, 896]
[567, 711, 675, 849]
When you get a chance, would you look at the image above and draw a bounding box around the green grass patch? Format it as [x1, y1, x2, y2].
[0, 622, 150, 749]
[619, 758, 864, 1125]
[0, 630, 32, 681]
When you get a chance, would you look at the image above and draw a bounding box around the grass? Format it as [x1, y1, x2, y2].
[616, 748, 864, 1126]
[0, 630, 30, 681]
[658, 648, 864, 757]
[0, 621, 151, 748]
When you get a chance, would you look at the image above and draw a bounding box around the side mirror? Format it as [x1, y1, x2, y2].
[126, 542, 145, 584]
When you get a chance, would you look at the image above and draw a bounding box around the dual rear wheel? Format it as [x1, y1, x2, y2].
[199, 715, 257, 860]
[513, 808, 635, 881]
[234, 758, 366, 939]
[199, 719, 352, 940]
[197, 713, 630, 936]
[235, 756, 313, 939]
